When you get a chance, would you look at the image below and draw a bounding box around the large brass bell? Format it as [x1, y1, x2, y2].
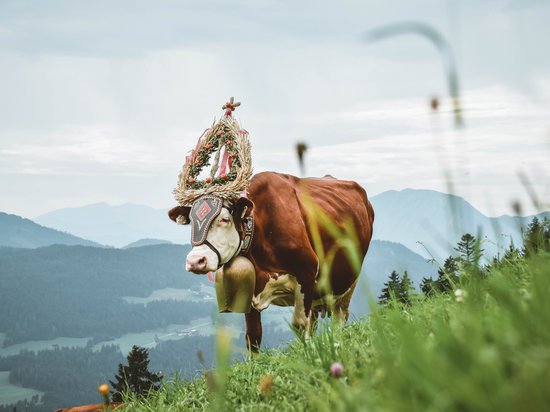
[215, 256, 256, 313]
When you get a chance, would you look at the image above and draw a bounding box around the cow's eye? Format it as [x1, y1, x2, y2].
[220, 216, 231, 224]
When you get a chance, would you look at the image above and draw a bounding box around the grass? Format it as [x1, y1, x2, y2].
[120, 249, 550, 411]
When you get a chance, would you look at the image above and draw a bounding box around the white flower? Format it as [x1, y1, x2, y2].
[454, 289, 466, 303]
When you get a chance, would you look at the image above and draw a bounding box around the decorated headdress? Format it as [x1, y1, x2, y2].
[173, 97, 253, 206]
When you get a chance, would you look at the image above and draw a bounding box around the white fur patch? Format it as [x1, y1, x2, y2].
[251, 274, 353, 313]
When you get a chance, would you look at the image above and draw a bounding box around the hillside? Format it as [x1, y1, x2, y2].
[0, 244, 213, 346]
[0, 212, 100, 248]
[0, 240, 431, 347]
[0, 239, 431, 410]
[122, 250, 550, 412]
[0, 244, 219, 412]
[0, 240, 440, 411]
[34, 203, 190, 247]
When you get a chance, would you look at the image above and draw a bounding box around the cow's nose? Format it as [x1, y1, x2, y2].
[186, 255, 207, 272]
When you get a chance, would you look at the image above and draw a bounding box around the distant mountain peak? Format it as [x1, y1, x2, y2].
[34, 203, 190, 248]
[0, 212, 102, 249]
[123, 238, 173, 249]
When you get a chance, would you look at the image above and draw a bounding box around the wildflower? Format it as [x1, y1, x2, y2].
[258, 374, 274, 395]
[330, 362, 344, 378]
[98, 384, 110, 395]
[455, 289, 466, 303]
[98, 383, 111, 407]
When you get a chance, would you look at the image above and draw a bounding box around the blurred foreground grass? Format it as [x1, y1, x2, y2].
[122, 249, 550, 411]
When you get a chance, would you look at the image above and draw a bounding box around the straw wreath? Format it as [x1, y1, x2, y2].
[173, 105, 252, 207]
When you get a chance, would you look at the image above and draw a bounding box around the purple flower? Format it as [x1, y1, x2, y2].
[330, 362, 344, 378]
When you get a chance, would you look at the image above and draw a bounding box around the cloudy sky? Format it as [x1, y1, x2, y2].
[1, 0, 549, 218]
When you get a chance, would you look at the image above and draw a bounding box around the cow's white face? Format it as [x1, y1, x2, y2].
[185, 207, 241, 273]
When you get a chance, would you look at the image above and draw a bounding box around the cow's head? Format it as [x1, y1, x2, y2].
[168, 196, 253, 274]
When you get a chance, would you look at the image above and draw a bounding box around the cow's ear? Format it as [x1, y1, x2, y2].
[168, 205, 191, 225]
[232, 197, 254, 227]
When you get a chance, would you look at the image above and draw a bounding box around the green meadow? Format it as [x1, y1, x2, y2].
[120, 231, 550, 411]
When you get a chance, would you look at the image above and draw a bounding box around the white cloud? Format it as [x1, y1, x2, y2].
[0, 125, 174, 176]
[1, 1, 550, 217]
[2, 85, 549, 216]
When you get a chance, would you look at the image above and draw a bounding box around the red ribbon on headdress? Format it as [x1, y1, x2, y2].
[185, 128, 211, 164]
[218, 148, 230, 177]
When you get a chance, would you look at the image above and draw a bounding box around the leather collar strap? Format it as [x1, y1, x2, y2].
[203, 239, 223, 269]
[238, 216, 254, 256]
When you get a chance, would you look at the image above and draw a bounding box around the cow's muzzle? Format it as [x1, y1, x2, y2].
[185, 240, 225, 274]
[186, 255, 209, 274]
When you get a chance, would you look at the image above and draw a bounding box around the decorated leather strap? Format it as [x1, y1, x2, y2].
[239, 216, 254, 256]
[190, 196, 223, 246]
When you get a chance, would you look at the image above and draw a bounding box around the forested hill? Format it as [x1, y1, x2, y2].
[0, 244, 214, 346]
[0, 240, 434, 346]
[0, 212, 101, 248]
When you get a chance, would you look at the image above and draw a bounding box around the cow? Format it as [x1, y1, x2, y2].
[168, 171, 374, 351]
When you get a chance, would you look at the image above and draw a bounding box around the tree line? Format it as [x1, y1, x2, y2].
[378, 216, 550, 305]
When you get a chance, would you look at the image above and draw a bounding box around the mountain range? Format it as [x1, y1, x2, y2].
[371, 189, 549, 262]
[34, 203, 190, 248]
[21, 188, 550, 261]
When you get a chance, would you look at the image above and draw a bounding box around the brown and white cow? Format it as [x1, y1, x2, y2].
[168, 171, 374, 351]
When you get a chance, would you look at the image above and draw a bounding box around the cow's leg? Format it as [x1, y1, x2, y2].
[308, 308, 319, 337]
[334, 279, 358, 323]
[291, 285, 309, 333]
[292, 280, 322, 339]
[245, 308, 262, 353]
[301, 265, 318, 337]
[290, 253, 318, 339]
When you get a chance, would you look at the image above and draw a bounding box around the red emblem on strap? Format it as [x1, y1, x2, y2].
[196, 202, 212, 222]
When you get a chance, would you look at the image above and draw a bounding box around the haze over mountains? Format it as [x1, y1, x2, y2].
[34, 203, 190, 247]
[0, 213, 100, 249]
[22, 188, 550, 261]
[371, 189, 550, 262]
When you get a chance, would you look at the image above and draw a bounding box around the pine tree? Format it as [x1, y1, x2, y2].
[399, 271, 414, 305]
[378, 270, 401, 305]
[435, 256, 459, 293]
[523, 217, 550, 256]
[420, 276, 437, 297]
[110, 345, 161, 402]
[378, 271, 414, 306]
[455, 233, 483, 266]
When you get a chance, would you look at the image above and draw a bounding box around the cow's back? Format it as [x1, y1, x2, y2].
[247, 172, 374, 296]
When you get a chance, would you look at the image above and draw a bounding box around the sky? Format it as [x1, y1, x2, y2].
[1, 0, 549, 218]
